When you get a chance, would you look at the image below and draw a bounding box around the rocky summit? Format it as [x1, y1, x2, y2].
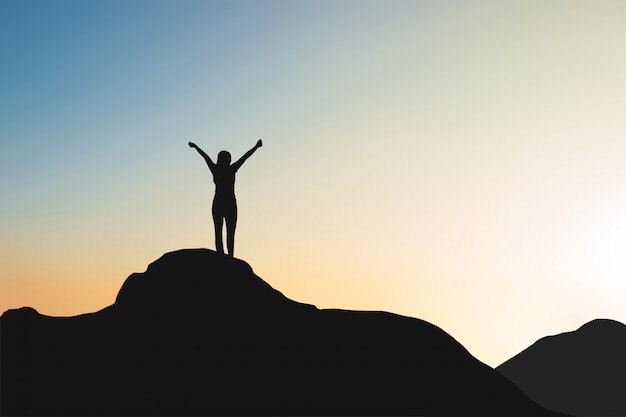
[2, 249, 554, 416]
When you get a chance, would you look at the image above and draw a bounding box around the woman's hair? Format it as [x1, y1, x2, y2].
[217, 150, 231, 166]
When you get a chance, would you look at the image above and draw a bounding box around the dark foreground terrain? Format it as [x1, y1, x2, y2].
[2, 249, 556, 415]
[498, 318, 626, 416]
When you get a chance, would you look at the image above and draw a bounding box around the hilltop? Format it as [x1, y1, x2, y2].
[497, 318, 626, 416]
[2, 249, 554, 415]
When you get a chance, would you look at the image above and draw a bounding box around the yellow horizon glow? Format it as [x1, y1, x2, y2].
[3, 0, 626, 368]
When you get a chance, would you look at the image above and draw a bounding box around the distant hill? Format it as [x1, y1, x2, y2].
[497, 319, 626, 416]
[2, 248, 555, 415]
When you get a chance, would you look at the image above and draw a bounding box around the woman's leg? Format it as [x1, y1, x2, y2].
[212, 200, 225, 254]
[214, 216, 224, 254]
[225, 200, 238, 257]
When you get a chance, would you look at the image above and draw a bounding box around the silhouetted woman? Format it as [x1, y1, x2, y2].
[189, 139, 262, 257]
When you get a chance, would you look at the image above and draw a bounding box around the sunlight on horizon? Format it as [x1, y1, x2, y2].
[2, 0, 626, 367]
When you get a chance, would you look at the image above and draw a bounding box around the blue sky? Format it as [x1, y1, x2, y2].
[3, 0, 626, 367]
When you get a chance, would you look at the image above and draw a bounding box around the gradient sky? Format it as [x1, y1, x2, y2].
[2, 0, 626, 367]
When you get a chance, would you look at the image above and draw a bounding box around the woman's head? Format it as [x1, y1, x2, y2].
[217, 150, 231, 166]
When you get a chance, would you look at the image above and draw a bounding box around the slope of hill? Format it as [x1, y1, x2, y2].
[2, 248, 554, 415]
[497, 319, 626, 416]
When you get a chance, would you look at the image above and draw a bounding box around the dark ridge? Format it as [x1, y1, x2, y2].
[577, 317, 625, 333]
[2, 248, 557, 416]
[497, 318, 626, 416]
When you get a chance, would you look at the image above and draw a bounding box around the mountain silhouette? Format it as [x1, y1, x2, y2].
[497, 319, 626, 416]
[2, 249, 557, 416]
